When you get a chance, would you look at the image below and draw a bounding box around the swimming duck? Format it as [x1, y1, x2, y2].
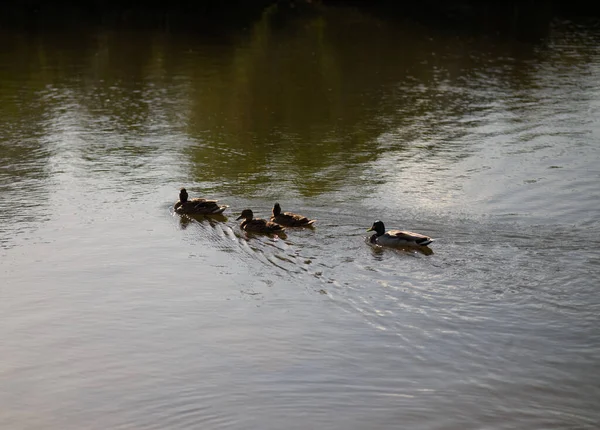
[174, 188, 228, 215]
[237, 209, 285, 234]
[367, 220, 433, 247]
[270, 203, 316, 227]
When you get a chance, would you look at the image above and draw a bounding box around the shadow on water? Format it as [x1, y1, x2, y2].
[367, 241, 435, 257]
[176, 213, 229, 230]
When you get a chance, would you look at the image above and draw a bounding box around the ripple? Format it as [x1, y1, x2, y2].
[2, 13, 600, 430]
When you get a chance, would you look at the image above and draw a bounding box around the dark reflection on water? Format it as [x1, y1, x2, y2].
[1, 4, 600, 430]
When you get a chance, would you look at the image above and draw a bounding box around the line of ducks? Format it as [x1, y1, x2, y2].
[174, 188, 434, 249]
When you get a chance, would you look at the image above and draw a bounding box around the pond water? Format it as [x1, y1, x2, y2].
[1, 5, 599, 429]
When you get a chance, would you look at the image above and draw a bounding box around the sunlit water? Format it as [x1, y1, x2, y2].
[1, 6, 599, 429]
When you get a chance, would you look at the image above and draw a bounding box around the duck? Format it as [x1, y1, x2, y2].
[270, 203, 316, 227]
[237, 209, 285, 234]
[174, 188, 228, 215]
[367, 220, 433, 247]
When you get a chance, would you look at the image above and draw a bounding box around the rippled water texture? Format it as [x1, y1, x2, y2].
[1, 5, 599, 429]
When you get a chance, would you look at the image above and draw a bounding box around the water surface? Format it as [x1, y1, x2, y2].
[1, 6, 599, 429]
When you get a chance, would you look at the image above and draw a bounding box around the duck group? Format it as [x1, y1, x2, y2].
[174, 188, 434, 251]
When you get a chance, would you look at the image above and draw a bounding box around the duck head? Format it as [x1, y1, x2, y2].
[179, 188, 188, 203]
[367, 220, 385, 236]
[272, 203, 282, 216]
[236, 209, 254, 221]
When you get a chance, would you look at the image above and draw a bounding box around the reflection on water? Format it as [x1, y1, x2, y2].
[1, 4, 600, 430]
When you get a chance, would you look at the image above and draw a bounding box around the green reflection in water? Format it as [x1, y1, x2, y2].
[178, 5, 555, 198]
[184, 6, 418, 197]
[0, 4, 595, 204]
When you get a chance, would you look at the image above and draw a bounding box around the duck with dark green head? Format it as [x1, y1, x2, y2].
[367, 220, 433, 247]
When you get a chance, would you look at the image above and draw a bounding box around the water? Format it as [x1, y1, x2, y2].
[1, 5, 600, 429]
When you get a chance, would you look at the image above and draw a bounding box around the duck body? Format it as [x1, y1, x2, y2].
[174, 188, 228, 215]
[270, 203, 316, 227]
[175, 200, 228, 215]
[237, 209, 285, 234]
[367, 220, 433, 247]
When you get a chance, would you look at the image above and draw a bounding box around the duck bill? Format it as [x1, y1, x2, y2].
[236, 215, 243, 220]
[366, 227, 373, 232]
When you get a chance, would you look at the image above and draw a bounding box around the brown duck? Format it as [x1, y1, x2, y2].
[237, 209, 285, 234]
[270, 203, 316, 227]
[174, 188, 228, 215]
